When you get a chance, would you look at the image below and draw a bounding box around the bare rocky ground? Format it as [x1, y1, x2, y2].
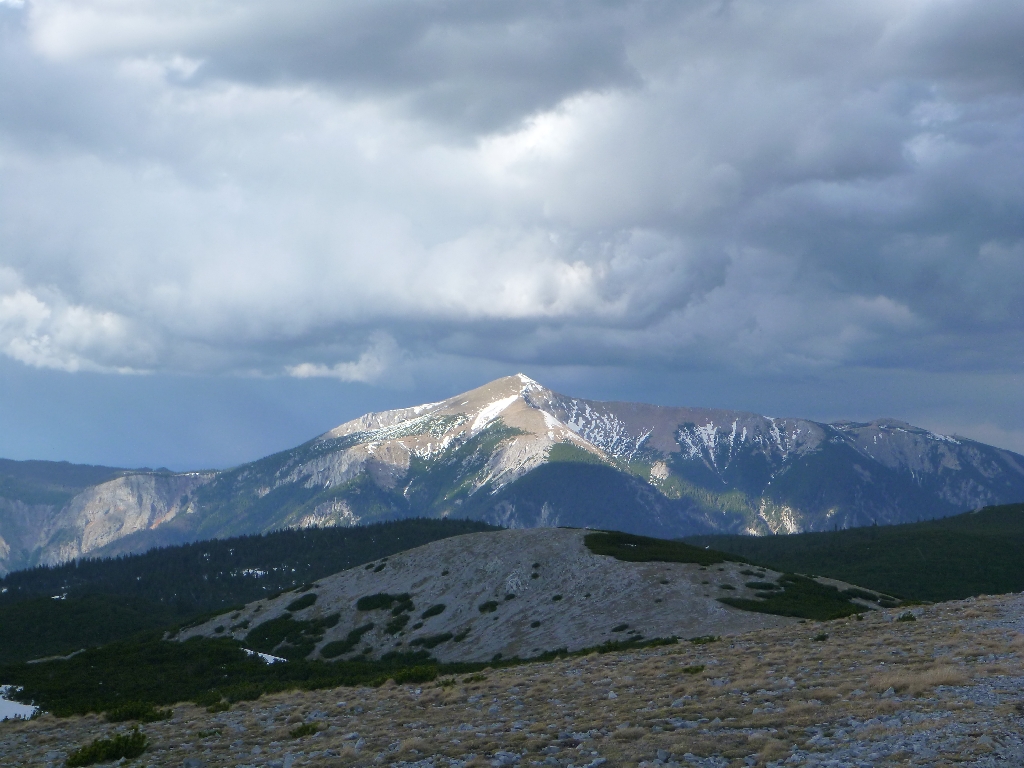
[5, 591, 1024, 768]
[177, 529, 805, 662]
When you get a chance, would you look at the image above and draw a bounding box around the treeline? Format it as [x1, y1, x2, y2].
[0, 457, 131, 507]
[0, 518, 496, 663]
[687, 502, 1024, 602]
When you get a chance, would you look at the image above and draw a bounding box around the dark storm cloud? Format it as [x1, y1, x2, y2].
[1, 0, 1023, 452]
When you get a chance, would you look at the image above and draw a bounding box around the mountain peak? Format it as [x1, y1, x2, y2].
[5, 376, 1024, 574]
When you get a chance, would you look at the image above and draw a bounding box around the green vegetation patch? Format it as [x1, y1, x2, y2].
[384, 614, 410, 635]
[409, 632, 453, 649]
[320, 623, 375, 659]
[289, 722, 320, 738]
[687, 503, 1024, 603]
[478, 600, 499, 614]
[104, 701, 171, 723]
[0, 518, 497, 664]
[285, 593, 317, 612]
[356, 593, 411, 612]
[689, 635, 720, 645]
[244, 613, 340, 660]
[391, 596, 414, 615]
[547, 443, 608, 465]
[584, 531, 742, 567]
[66, 728, 147, 767]
[719, 574, 866, 620]
[420, 604, 446, 619]
[0, 632, 682, 718]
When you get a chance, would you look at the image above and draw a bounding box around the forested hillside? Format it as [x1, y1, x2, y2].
[687, 503, 1024, 602]
[0, 518, 496, 663]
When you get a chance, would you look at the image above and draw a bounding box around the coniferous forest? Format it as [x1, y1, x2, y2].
[0, 518, 496, 664]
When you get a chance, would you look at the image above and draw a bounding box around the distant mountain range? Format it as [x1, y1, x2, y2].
[2, 374, 1024, 574]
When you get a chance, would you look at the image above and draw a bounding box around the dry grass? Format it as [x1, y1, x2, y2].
[3, 596, 1022, 768]
[870, 664, 970, 696]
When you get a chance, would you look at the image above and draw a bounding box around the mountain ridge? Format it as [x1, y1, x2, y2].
[2, 374, 1023, 573]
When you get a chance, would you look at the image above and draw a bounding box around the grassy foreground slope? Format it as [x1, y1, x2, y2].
[687, 502, 1024, 602]
[0, 518, 496, 664]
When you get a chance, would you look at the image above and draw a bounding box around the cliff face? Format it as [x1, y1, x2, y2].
[34, 473, 215, 566]
[0, 472, 215, 574]
[0, 498, 58, 575]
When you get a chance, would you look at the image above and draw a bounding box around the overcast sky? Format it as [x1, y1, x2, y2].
[1, 0, 1022, 470]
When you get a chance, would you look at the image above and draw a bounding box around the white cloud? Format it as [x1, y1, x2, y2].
[0, 271, 146, 372]
[0, 0, 1020, 382]
[287, 333, 399, 384]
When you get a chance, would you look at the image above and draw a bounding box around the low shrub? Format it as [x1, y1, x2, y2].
[390, 596, 414, 616]
[478, 601, 499, 614]
[385, 614, 410, 635]
[897, 612, 918, 622]
[551, 595, 563, 602]
[746, 581, 780, 590]
[66, 728, 147, 767]
[421, 604, 446, 619]
[611, 623, 629, 632]
[393, 665, 439, 684]
[409, 632, 453, 650]
[689, 635, 720, 645]
[289, 722, 320, 738]
[104, 701, 171, 723]
[244, 613, 341, 659]
[585, 531, 741, 566]
[320, 623, 374, 658]
[681, 664, 704, 675]
[720, 573, 866, 621]
[285, 594, 317, 612]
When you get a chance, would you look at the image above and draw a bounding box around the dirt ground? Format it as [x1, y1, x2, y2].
[4, 593, 1024, 768]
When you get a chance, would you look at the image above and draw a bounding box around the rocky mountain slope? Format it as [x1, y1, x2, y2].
[177, 528, 814, 662]
[3, 374, 1024, 572]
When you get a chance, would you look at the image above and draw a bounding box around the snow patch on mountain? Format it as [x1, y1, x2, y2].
[471, 394, 519, 433]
